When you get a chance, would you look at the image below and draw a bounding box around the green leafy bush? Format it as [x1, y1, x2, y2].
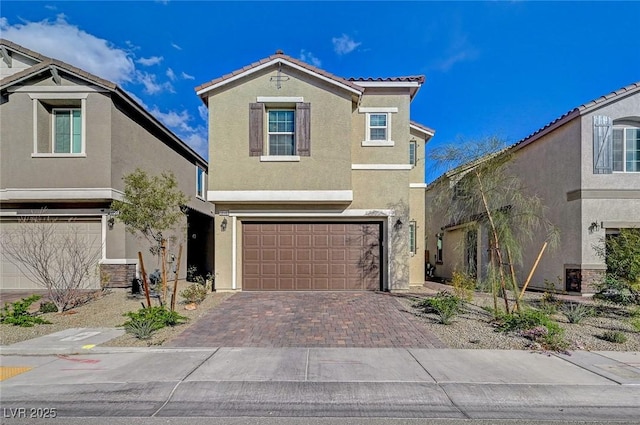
[416, 291, 463, 325]
[561, 302, 594, 324]
[496, 308, 568, 351]
[451, 271, 475, 301]
[122, 306, 187, 331]
[599, 330, 627, 344]
[1, 295, 51, 327]
[39, 301, 58, 313]
[180, 283, 208, 304]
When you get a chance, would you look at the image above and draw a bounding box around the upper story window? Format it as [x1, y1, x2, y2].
[30, 93, 87, 158]
[409, 220, 417, 254]
[409, 140, 417, 166]
[52, 109, 82, 154]
[359, 107, 398, 146]
[268, 110, 295, 155]
[368, 114, 388, 141]
[196, 166, 205, 199]
[613, 127, 640, 172]
[249, 100, 310, 161]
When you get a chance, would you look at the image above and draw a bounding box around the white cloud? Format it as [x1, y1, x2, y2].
[198, 104, 208, 122]
[0, 15, 135, 84]
[166, 67, 176, 81]
[150, 106, 208, 157]
[430, 25, 479, 73]
[137, 71, 174, 95]
[136, 56, 163, 66]
[332, 34, 361, 55]
[299, 49, 322, 67]
[181, 71, 195, 80]
[171, 42, 182, 51]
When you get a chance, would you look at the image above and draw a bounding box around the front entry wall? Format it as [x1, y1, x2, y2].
[242, 222, 381, 291]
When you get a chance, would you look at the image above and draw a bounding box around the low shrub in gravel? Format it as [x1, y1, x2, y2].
[562, 302, 594, 324]
[125, 316, 157, 340]
[1, 295, 51, 327]
[39, 301, 58, 314]
[599, 330, 628, 344]
[180, 283, 208, 304]
[496, 308, 569, 351]
[122, 306, 187, 331]
[416, 291, 463, 325]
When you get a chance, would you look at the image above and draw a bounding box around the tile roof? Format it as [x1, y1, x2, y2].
[196, 51, 363, 95]
[349, 76, 426, 84]
[511, 80, 640, 151]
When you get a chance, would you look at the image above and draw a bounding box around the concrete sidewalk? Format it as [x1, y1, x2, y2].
[1, 328, 639, 421]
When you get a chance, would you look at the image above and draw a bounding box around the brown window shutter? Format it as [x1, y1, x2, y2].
[296, 102, 311, 156]
[249, 103, 264, 156]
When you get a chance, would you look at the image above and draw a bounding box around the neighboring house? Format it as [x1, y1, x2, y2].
[426, 81, 640, 294]
[0, 39, 214, 290]
[196, 51, 434, 292]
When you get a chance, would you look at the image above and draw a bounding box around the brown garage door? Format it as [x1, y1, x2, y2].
[243, 222, 381, 291]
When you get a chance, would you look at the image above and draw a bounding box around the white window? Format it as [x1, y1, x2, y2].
[52, 109, 82, 154]
[409, 221, 417, 254]
[31, 93, 87, 157]
[613, 127, 640, 172]
[409, 140, 417, 166]
[368, 113, 388, 141]
[268, 110, 295, 156]
[196, 166, 205, 199]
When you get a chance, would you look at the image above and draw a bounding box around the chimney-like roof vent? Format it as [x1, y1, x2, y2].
[275, 49, 284, 55]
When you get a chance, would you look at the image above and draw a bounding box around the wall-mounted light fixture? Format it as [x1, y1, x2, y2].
[394, 218, 403, 230]
[588, 221, 603, 233]
[220, 217, 228, 232]
[107, 216, 115, 229]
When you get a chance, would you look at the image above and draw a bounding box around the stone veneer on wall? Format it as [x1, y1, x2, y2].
[101, 264, 137, 288]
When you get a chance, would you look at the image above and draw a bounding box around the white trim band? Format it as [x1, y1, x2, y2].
[229, 209, 395, 218]
[361, 140, 395, 147]
[260, 155, 301, 162]
[352, 164, 412, 170]
[207, 190, 353, 203]
[358, 107, 399, 113]
[1, 188, 125, 202]
[410, 183, 428, 188]
[257, 96, 304, 103]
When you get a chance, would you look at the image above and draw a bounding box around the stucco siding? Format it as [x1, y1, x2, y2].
[207, 67, 353, 192]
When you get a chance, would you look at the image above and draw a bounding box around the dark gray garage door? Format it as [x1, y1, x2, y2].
[242, 222, 381, 291]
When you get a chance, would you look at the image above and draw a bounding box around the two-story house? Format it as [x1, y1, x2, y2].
[426, 81, 640, 294]
[196, 51, 434, 292]
[0, 39, 214, 290]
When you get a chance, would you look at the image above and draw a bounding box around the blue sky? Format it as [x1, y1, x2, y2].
[2, 1, 639, 182]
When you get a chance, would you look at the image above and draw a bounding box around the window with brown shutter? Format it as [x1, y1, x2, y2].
[296, 102, 311, 156]
[249, 103, 264, 156]
[249, 101, 311, 157]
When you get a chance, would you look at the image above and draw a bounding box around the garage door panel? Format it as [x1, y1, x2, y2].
[242, 222, 380, 291]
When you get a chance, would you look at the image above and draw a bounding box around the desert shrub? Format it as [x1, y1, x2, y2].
[122, 306, 187, 331]
[599, 330, 627, 344]
[497, 308, 567, 351]
[594, 276, 639, 306]
[125, 316, 158, 339]
[39, 301, 58, 313]
[561, 302, 594, 324]
[416, 291, 463, 325]
[451, 271, 475, 301]
[593, 228, 640, 306]
[1, 295, 51, 327]
[180, 283, 208, 304]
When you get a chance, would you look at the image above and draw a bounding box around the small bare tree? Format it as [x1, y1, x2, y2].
[1, 214, 102, 312]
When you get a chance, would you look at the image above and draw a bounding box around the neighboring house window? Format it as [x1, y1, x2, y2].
[409, 140, 417, 166]
[612, 127, 640, 172]
[52, 109, 82, 154]
[268, 110, 295, 155]
[409, 221, 417, 254]
[368, 114, 388, 141]
[196, 166, 205, 198]
[31, 94, 87, 157]
[249, 102, 310, 158]
[436, 233, 443, 264]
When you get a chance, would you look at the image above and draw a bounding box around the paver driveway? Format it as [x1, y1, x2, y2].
[168, 292, 446, 348]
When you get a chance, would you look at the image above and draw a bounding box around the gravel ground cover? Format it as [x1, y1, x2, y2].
[0, 282, 231, 347]
[400, 285, 639, 352]
[1, 282, 638, 351]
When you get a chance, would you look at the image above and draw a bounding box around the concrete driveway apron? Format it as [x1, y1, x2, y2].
[168, 292, 445, 348]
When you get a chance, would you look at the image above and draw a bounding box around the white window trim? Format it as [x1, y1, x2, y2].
[267, 108, 296, 156]
[30, 94, 87, 157]
[260, 155, 301, 162]
[359, 107, 398, 146]
[612, 126, 640, 173]
[352, 164, 412, 170]
[257, 96, 304, 103]
[196, 166, 206, 199]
